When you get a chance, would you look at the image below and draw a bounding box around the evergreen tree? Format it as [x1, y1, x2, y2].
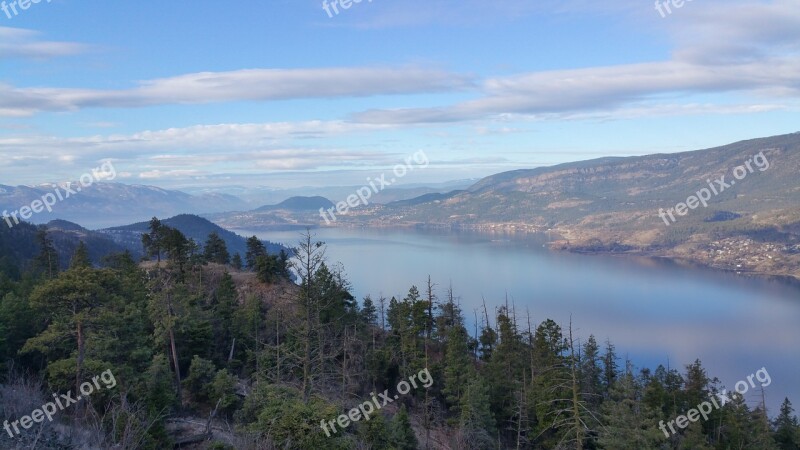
[774, 398, 800, 450]
[211, 272, 237, 366]
[245, 236, 267, 270]
[231, 253, 243, 270]
[359, 411, 391, 449]
[458, 376, 496, 449]
[602, 339, 618, 395]
[581, 335, 604, 410]
[598, 365, 663, 449]
[443, 322, 473, 412]
[390, 405, 419, 450]
[361, 295, 377, 325]
[142, 217, 165, 263]
[485, 306, 524, 432]
[70, 241, 92, 269]
[203, 232, 230, 265]
[34, 226, 58, 278]
[22, 265, 126, 412]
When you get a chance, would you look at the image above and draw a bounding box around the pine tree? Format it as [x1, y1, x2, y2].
[231, 253, 243, 270]
[458, 376, 495, 449]
[70, 241, 92, 269]
[142, 217, 165, 263]
[443, 322, 473, 413]
[245, 236, 267, 270]
[774, 398, 800, 450]
[23, 265, 126, 414]
[581, 335, 604, 412]
[598, 365, 663, 449]
[602, 339, 618, 395]
[361, 295, 377, 325]
[359, 411, 391, 448]
[390, 405, 419, 450]
[203, 232, 230, 265]
[34, 226, 58, 278]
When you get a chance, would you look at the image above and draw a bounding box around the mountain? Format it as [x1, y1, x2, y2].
[0, 219, 131, 276]
[0, 183, 249, 229]
[255, 196, 334, 212]
[180, 179, 477, 206]
[365, 132, 800, 279]
[386, 191, 467, 208]
[99, 214, 288, 257]
[375, 132, 800, 230]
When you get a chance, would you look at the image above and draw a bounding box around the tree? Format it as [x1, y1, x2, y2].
[70, 241, 92, 269]
[245, 236, 267, 270]
[598, 364, 663, 449]
[458, 376, 495, 449]
[34, 226, 58, 278]
[443, 322, 473, 412]
[390, 405, 419, 450]
[142, 217, 165, 263]
[231, 253, 243, 270]
[581, 335, 603, 409]
[203, 232, 230, 265]
[292, 230, 326, 401]
[255, 250, 290, 284]
[774, 398, 800, 450]
[603, 339, 618, 395]
[210, 272, 237, 366]
[23, 265, 125, 414]
[361, 295, 377, 325]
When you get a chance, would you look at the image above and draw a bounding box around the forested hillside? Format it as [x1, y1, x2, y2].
[0, 221, 797, 449]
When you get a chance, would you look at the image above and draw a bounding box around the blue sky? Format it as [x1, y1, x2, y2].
[1, 0, 798, 190]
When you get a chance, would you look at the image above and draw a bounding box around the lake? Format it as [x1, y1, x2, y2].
[242, 226, 800, 413]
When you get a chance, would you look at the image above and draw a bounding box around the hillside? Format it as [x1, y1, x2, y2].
[0, 220, 130, 276]
[0, 183, 249, 229]
[369, 132, 800, 279]
[255, 196, 334, 212]
[100, 214, 288, 257]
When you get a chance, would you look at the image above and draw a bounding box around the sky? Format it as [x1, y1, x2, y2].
[0, 0, 798, 190]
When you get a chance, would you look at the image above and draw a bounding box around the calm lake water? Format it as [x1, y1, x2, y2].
[243, 227, 800, 413]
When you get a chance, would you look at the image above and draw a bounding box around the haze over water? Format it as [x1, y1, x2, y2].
[248, 227, 800, 413]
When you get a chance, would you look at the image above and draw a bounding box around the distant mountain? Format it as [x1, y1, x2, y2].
[100, 214, 288, 257]
[45, 220, 134, 268]
[180, 179, 477, 206]
[365, 132, 800, 280]
[377, 132, 800, 231]
[0, 183, 249, 229]
[0, 219, 130, 277]
[256, 196, 334, 212]
[387, 191, 467, 208]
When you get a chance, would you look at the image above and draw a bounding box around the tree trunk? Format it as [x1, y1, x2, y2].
[75, 319, 85, 416]
[169, 326, 182, 404]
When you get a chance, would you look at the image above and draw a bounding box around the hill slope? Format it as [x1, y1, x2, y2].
[100, 214, 287, 257]
[0, 183, 249, 229]
[379, 132, 800, 231]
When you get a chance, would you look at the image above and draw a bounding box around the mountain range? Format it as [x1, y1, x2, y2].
[209, 132, 800, 280]
[0, 215, 287, 274]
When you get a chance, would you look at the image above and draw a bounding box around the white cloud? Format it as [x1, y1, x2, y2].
[139, 169, 205, 179]
[353, 0, 800, 124]
[0, 67, 474, 116]
[0, 27, 88, 59]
